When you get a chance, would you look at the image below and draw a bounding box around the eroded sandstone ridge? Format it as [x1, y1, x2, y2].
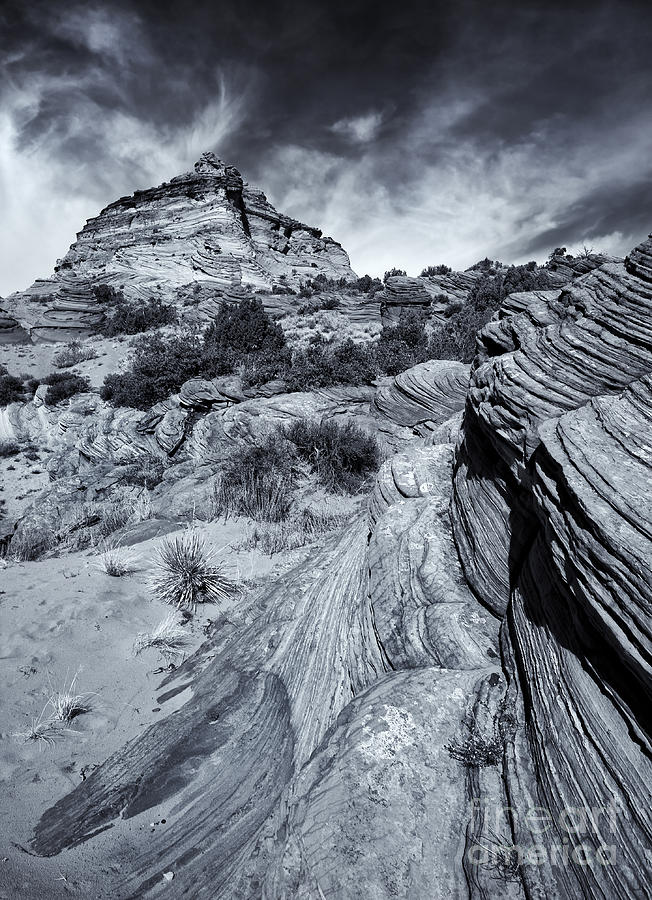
[26, 235, 652, 898]
[4, 152, 355, 341]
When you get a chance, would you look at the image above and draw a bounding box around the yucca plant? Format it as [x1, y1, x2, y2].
[150, 531, 235, 610]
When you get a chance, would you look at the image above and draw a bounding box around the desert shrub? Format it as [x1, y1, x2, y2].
[101, 331, 203, 408]
[98, 295, 177, 336]
[9, 522, 56, 561]
[428, 263, 555, 363]
[467, 257, 501, 273]
[429, 307, 487, 363]
[0, 440, 19, 458]
[297, 295, 341, 314]
[212, 438, 296, 522]
[353, 274, 383, 295]
[58, 497, 136, 552]
[52, 340, 98, 368]
[375, 310, 430, 375]
[93, 283, 121, 304]
[102, 299, 289, 408]
[203, 296, 286, 360]
[121, 454, 165, 488]
[299, 274, 351, 294]
[241, 345, 292, 387]
[239, 506, 349, 555]
[41, 372, 90, 405]
[150, 530, 236, 610]
[446, 724, 504, 767]
[284, 418, 381, 493]
[286, 339, 377, 391]
[420, 264, 452, 277]
[0, 368, 25, 405]
[383, 268, 407, 281]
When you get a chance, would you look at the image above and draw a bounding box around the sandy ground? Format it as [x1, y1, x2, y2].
[1, 336, 131, 389]
[0, 448, 53, 528]
[0, 517, 306, 898]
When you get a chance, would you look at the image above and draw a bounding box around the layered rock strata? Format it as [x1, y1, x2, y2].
[14, 233, 652, 899]
[451, 234, 652, 897]
[2, 153, 355, 341]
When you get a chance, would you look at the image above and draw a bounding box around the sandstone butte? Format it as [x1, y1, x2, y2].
[0, 156, 650, 899]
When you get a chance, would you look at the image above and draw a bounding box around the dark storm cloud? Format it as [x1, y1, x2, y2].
[1, 0, 650, 293]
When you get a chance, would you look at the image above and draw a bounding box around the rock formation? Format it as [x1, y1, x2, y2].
[2, 153, 356, 342]
[6, 215, 652, 896]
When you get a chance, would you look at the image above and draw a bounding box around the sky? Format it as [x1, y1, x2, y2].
[1, 0, 651, 295]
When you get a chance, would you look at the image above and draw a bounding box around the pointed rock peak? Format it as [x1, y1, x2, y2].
[193, 151, 239, 178]
[625, 233, 652, 283]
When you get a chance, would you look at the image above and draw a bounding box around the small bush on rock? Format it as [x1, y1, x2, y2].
[0, 441, 20, 458]
[284, 418, 381, 493]
[0, 367, 25, 406]
[98, 294, 177, 336]
[41, 372, 90, 405]
[286, 339, 377, 391]
[446, 724, 504, 767]
[121, 454, 165, 488]
[420, 264, 452, 277]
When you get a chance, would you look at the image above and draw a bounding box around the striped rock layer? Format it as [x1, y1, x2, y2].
[21, 234, 652, 899]
[2, 153, 355, 342]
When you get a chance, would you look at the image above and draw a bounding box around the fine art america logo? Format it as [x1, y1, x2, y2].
[466, 800, 619, 877]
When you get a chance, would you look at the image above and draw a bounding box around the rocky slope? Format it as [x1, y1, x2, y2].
[2, 153, 356, 342]
[21, 234, 651, 898]
[1, 188, 650, 898]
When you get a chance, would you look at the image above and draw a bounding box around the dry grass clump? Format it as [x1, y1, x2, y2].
[61, 494, 145, 552]
[8, 521, 56, 561]
[211, 437, 297, 523]
[284, 418, 381, 494]
[52, 340, 98, 369]
[150, 531, 236, 610]
[96, 541, 139, 576]
[47, 671, 93, 722]
[13, 705, 59, 749]
[7, 489, 154, 562]
[13, 671, 93, 749]
[239, 506, 349, 555]
[212, 470, 294, 523]
[134, 613, 189, 663]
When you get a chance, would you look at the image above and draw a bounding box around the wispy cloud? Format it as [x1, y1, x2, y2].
[263, 94, 652, 277]
[0, 0, 649, 293]
[0, 6, 251, 295]
[331, 111, 383, 144]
